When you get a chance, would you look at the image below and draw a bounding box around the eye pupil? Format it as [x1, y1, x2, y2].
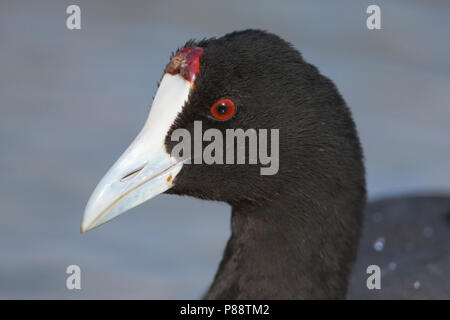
[217, 103, 228, 114]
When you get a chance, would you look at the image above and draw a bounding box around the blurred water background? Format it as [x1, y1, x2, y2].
[0, 0, 449, 298]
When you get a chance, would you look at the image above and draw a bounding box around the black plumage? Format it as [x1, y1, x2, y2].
[166, 30, 366, 299]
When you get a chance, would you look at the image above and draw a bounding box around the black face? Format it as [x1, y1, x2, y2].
[164, 30, 365, 207]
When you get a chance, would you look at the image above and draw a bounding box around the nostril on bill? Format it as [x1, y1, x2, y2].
[120, 164, 146, 182]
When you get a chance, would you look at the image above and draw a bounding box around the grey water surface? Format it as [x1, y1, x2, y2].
[0, 0, 449, 298]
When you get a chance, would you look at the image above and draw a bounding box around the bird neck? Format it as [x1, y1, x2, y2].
[204, 194, 361, 299]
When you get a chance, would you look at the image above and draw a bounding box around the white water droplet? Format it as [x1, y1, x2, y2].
[388, 262, 397, 271]
[374, 237, 385, 252]
[413, 281, 421, 289]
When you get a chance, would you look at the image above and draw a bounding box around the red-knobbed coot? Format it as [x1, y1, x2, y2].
[82, 30, 450, 299]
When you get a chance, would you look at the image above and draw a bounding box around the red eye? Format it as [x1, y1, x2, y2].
[210, 99, 236, 121]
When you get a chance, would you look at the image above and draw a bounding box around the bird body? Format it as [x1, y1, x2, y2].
[82, 30, 449, 299]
